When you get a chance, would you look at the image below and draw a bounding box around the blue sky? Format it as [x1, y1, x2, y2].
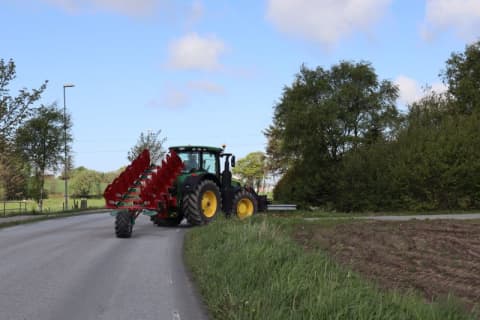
[1, 0, 479, 172]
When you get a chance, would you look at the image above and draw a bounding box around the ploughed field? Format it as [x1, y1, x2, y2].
[293, 219, 480, 311]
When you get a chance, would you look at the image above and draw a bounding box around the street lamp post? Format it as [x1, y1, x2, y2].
[63, 83, 74, 210]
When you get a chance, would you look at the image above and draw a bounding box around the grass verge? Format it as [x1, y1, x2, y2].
[0, 197, 105, 216]
[184, 216, 475, 320]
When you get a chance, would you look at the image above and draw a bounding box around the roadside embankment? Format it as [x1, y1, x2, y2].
[184, 215, 477, 320]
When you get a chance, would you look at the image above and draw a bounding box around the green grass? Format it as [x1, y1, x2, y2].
[0, 197, 106, 216]
[44, 178, 108, 198]
[184, 215, 476, 320]
[44, 178, 66, 195]
[39, 197, 105, 212]
[0, 201, 29, 215]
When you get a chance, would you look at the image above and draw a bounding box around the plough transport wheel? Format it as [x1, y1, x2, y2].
[115, 211, 133, 238]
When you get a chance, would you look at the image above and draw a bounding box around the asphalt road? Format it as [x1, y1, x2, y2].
[0, 213, 209, 320]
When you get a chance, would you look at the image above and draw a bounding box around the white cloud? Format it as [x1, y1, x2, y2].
[431, 82, 448, 94]
[187, 80, 225, 94]
[166, 33, 226, 71]
[265, 0, 392, 47]
[149, 86, 190, 109]
[186, 0, 204, 26]
[395, 75, 421, 106]
[149, 80, 224, 109]
[163, 88, 190, 108]
[41, 0, 160, 16]
[395, 75, 447, 106]
[422, 0, 480, 41]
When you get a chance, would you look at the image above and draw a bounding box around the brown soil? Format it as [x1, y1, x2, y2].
[293, 219, 480, 311]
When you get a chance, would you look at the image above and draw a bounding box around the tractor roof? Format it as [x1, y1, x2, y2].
[169, 145, 224, 153]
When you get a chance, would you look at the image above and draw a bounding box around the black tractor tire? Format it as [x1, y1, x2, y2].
[154, 214, 184, 227]
[115, 211, 133, 238]
[231, 189, 258, 220]
[183, 180, 221, 226]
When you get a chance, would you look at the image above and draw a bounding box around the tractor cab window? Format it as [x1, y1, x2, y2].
[202, 153, 217, 174]
[179, 152, 199, 173]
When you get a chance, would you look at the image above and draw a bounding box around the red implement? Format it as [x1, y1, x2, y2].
[103, 149, 150, 206]
[103, 150, 183, 212]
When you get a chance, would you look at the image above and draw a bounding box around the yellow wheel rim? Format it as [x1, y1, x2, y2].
[236, 198, 254, 220]
[201, 191, 217, 218]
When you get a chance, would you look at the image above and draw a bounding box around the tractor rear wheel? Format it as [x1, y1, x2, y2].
[231, 190, 257, 220]
[183, 180, 221, 225]
[115, 211, 133, 238]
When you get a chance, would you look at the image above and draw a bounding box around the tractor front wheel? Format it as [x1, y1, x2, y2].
[231, 190, 257, 220]
[183, 180, 221, 225]
[115, 211, 133, 238]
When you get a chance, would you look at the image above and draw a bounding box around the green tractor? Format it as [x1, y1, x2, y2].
[103, 145, 267, 237]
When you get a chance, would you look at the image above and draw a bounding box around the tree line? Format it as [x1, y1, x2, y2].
[266, 41, 480, 212]
[0, 59, 73, 209]
[0, 59, 120, 205]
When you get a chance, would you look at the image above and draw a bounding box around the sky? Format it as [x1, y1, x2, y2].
[1, 0, 479, 172]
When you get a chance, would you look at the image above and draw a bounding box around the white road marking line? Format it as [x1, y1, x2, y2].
[172, 310, 181, 320]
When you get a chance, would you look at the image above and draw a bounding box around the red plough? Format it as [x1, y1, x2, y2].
[139, 151, 183, 216]
[103, 149, 150, 207]
[103, 150, 183, 213]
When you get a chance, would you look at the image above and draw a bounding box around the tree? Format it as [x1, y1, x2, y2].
[0, 59, 47, 140]
[70, 169, 102, 197]
[441, 41, 480, 114]
[0, 58, 47, 200]
[264, 121, 292, 175]
[100, 169, 122, 185]
[58, 154, 75, 180]
[266, 62, 399, 165]
[0, 152, 30, 200]
[15, 104, 72, 210]
[233, 152, 266, 192]
[266, 62, 400, 206]
[389, 91, 480, 211]
[128, 129, 167, 164]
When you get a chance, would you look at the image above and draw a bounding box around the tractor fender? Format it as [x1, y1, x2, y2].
[181, 173, 220, 195]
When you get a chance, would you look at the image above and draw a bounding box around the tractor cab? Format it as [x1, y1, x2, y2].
[171, 145, 223, 176]
[169, 145, 238, 189]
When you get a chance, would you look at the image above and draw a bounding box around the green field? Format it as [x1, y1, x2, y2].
[0, 197, 105, 216]
[184, 215, 476, 320]
[44, 178, 108, 198]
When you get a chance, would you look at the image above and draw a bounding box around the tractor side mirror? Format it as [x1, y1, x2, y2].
[231, 156, 236, 168]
